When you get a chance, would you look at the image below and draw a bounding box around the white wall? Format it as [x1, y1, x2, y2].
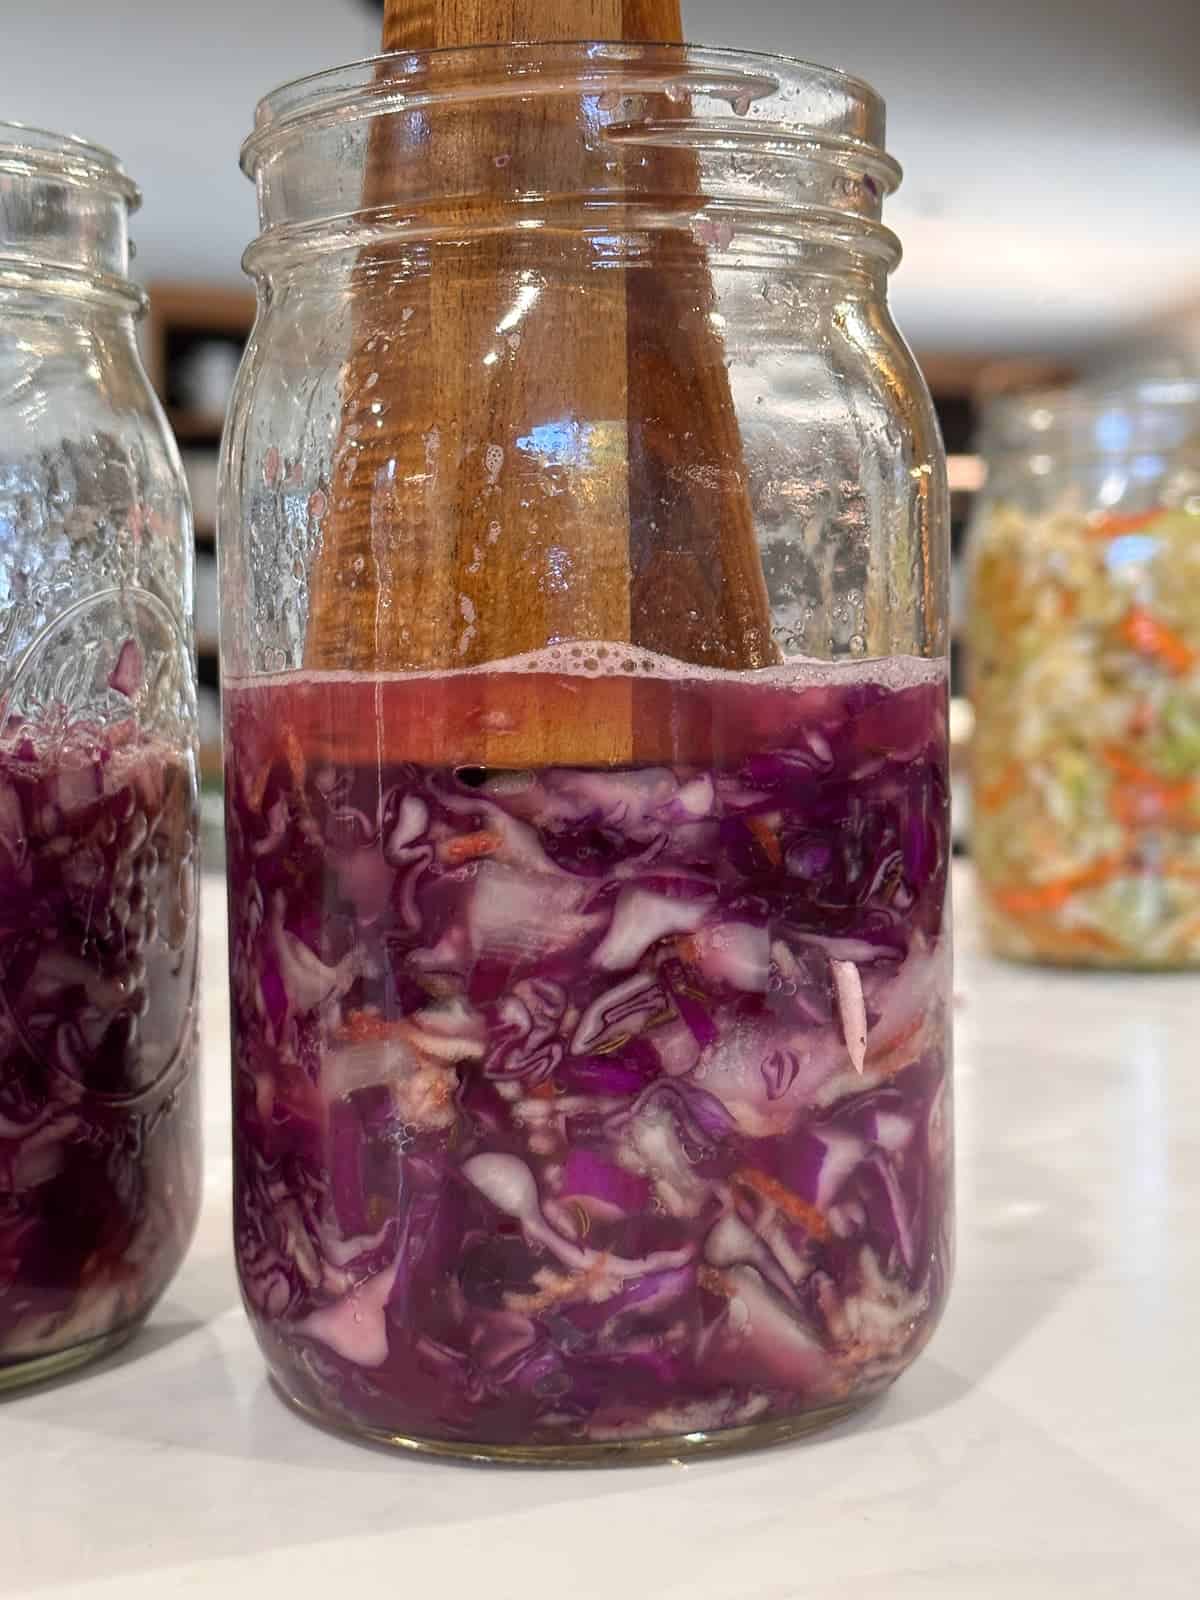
[2, 0, 1197, 356]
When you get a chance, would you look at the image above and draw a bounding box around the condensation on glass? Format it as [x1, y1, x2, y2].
[0, 125, 201, 1388]
[221, 45, 952, 1461]
[968, 373, 1200, 968]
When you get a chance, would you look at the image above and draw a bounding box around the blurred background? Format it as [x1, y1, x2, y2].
[2, 0, 1198, 817]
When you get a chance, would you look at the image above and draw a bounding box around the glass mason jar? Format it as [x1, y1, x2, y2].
[0, 126, 202, 1387]
[968, 374, 1200, 967]
[221, 45, 952, 1461]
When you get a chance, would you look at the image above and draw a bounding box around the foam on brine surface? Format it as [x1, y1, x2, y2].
[228, 641, 947, 695]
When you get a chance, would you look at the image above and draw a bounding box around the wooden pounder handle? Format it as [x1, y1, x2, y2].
[382, 4, 683, 52]
[305, 0, 774, 768]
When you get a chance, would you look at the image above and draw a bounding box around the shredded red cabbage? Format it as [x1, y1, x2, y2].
[0, 725, 200, 1372]
[226, 658, 951, 1448]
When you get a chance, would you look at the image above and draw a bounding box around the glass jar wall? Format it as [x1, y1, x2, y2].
[220, 45, 952, 1460]
[968, 374, 1200, 967]
[0, 126, 202, 1386]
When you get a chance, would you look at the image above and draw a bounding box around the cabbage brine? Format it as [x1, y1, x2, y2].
[226, 650, 951, 1455]
[0, 724, 200, 1377]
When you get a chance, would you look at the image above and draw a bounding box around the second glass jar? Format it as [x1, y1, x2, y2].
[220, 45, 952, 1460]
[968, 374, 1200, 967]
[0, 125, 201, 1387]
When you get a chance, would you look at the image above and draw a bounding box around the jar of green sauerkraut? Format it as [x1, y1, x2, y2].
[221, 44, 952, 1461]
[968, 373, 1200, 967]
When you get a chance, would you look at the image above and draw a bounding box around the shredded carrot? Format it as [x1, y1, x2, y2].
[1113, 786, 1192, 829]
[1087, 506, 1165, 539]
[746, 816, 783, 867]
[281, 726, 307, 790]
[698, 1265, 729, 1298]
[1049, 585, 1078, 621]
[590, 1031, 634, 1056]
[996, 916, 1124, 958]
[247, 762, 272, 816]
[991, 855, 1125, 916]
[526, 1080, 558, 1101]
[246, 726, 307, 813]
[866, 1013, 928, 1079]
[334, 1010, 408, 1044]
[666, 959, 709, 1002]
[1100, 745, 1165, 787]
[505, 1256, 612, 1314]
[733, 1168, 830, 1240]
[1100, 746, 1196, 827]
[1050, 925, 1122, 953]
[440, 829, 503, 865]
[977, 761, 1024, 813]
[1118, 607, 1197, 676]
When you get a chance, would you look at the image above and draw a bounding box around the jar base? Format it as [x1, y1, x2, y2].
[0, 1321, 141, 1395]
[272, 1378, 879, 1466]
[983, 930, 1200, 973]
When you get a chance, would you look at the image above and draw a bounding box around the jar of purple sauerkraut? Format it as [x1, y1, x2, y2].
[0, 126, 201, 1388]
[221, 46, 952, 1461]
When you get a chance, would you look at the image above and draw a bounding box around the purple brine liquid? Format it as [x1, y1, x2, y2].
[0, 721, 200, 1377]
[225, 650, 951, 1452]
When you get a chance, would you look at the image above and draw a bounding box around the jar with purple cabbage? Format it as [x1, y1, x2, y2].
[221, 47, 952, 1461]
[0, 126, 201, 1388]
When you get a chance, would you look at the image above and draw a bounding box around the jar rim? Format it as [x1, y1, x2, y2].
[242, 41, 899, 193]
[979, 372, 1200, 460]
[0, 120, 140, 210]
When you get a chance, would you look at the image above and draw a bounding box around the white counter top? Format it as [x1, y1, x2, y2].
[7, 868, 1199, 1598]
